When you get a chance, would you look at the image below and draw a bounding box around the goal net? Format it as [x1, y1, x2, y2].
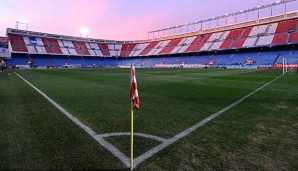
[283, 58, 298, 75]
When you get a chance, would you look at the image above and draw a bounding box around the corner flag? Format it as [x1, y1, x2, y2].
[130, 63, 140, 110]
[130, 63, 139, 170]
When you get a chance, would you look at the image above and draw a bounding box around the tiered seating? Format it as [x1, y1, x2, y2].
[272, 33, 288, 45]
[73, 41, 90, 55]
[31, 57, 53, 66]
[22, 37, 37, 54]
[204, 32, 222, 51]
[158, 38, 183, 55]
[209, 32, 223, 41]
[267, 23, 278, 34]
[87, 43, 103, 56]
[157, 39, 175, 55]
[63, 40, 77, 55]
[120, 44, 128, 57]
[243, 25, 268, 47]
[4, 57, 29, 65]
[275, 20, 297, 33]
[165, 38, 184, 54]
[256, 23, 280, 46]
[220, 29, 243, 49]
[186, 34, 212, 52]
[98, 43, 110, 56]
[149, 40, 171, 55]
[126, 44, 137, 56]
[170, 38, 187, 54]
[9, 35, 28, 52]
[7, 19, 298, 58]
[183, 36, 202, 53]
[68, 57, 86, 65]
[230, 27, 252, 48]
[196, 34, 213, 51]
[42, 38, 63, 54]
[139, 42, 159, 56]
[120, 44, 136, 57]
[115, 44, 122, 56]
[108, 44, 118, 56]
[256, 35, 274, 46]
[176, 36, 196, 53]
[289, 32, 298, 43]
[129, 43, 149, 56]
[249, 54, 279, 65]
[23, 37, 47, 54]
[34, 38, 47, 54]
[250, 25, 268, 36]
[210, 31, 230, 50]
[85, 43, 96, 56]
[8, 46, 295, 68]
[57, 40, 70, 55]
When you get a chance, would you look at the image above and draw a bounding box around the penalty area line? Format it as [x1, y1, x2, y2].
[15, 72, 131, 168]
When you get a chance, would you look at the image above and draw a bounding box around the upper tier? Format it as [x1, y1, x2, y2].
[7, 11, 298, 57]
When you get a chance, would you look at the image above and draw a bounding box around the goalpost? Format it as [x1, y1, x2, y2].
[282, 58, 298, 75]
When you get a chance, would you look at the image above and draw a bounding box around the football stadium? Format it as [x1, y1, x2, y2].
[0, 0, 298, 170]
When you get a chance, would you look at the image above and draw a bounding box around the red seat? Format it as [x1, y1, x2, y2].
[139, 42, 159, 56]
[73, 41, 90, 55]
[41, 38, 63, 54]
[272, 33, 288, 45]
[98, 43, 110, 56]
[230, 27, 252, 48]
[9, 35, 28, 52]
[275, 20, 297, 33]
[289, 32, 298, 43]
[220, 29, 243, 49]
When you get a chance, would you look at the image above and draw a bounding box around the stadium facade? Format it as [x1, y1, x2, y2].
[1, 9, 298, 69]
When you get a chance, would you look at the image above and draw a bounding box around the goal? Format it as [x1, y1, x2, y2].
[282, 58, 298, 75]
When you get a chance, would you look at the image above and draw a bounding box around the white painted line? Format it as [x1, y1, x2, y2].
[15, 71, 284, 169]
[99, 132, 168, 142]
[133, 74, 283, 168]
[15, 72, 131, 168]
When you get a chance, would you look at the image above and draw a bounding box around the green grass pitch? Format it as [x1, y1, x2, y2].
[0, 68, 297, 170]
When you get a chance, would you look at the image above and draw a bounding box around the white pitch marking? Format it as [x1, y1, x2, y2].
[15, 72, 131, 168]
[15, 71, 283, 169]
[99, 132, 168, 142]
[133, 74, 283, 168]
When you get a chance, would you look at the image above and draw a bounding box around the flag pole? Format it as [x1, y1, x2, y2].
[130, 100, 134, 170]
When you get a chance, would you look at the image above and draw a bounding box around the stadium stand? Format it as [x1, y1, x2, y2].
[4, 10, 298, 68]
[9, 35, 28, 52]
[289, 31, 298, 43]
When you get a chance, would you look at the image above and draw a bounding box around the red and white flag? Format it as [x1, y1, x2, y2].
[130, 63, 140, 110]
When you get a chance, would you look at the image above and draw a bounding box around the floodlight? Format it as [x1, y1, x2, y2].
[16, 19, 29, 30]
[17, 19, 28, 24]
[80, 28, 90, 35]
